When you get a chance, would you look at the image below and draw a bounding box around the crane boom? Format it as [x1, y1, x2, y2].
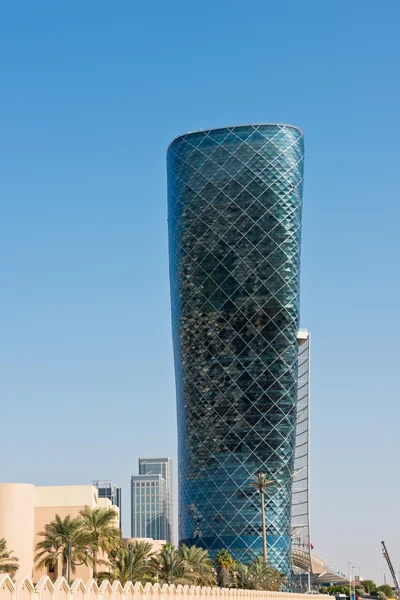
[381, 541, 400, 599]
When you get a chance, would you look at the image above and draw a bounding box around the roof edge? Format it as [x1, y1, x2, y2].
[167, 123, 303, 151]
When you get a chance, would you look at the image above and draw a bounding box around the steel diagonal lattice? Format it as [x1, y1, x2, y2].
[167, 124, 304, 578]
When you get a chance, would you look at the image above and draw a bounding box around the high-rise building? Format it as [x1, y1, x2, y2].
[291, 330, 312, 576]
[131, 474, 168, 540]
[92, 480, 122, 529]
[139, 458, 174, 544]
[131, 458, 173, 543]
[167, 124, 304, 576]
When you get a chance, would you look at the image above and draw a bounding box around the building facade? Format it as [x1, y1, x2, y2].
[291, 330, 312, 578]
[131, 474, 169, 541]
[167, 124, 304, 576]
[138, 458, 174, 544]
[0, 483, 118, 582]
[92, 480, 122, 529]
[122, 537, 166, 553]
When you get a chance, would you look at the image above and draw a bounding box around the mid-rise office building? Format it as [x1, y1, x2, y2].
[92, 480, 122, 529]
[131, 457, 173, 543]
[139, 457, 174, 544]
[131, 475, 168, 540]
[167, 124, 304, 576]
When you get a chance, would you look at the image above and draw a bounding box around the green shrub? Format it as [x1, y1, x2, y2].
[377, 586, 394, 599]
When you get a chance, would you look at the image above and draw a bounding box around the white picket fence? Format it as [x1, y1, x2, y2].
[0, 576, 326, 600]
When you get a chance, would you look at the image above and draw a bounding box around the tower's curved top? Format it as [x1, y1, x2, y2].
[167, 123, 303, 151]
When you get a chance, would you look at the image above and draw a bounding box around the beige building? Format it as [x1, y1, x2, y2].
[122, 537, 166, 553]
[0, 483, 119, 582]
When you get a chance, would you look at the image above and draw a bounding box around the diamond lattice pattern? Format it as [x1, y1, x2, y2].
[167, 124, 304, 578]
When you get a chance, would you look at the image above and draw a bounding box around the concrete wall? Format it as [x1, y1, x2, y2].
[0, 484, 36, 578]
[34, 487, 99, 509]
[0, 576, 328, 600]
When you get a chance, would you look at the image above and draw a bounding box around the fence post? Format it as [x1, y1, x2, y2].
[70, 580, 86, 600]
[35, 577, 55, 600]
[16, 577, 35, 600]
[0, 575, 16, 600]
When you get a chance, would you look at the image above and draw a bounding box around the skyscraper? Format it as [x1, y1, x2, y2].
[92, 480, 122, 529]
[167, 124, 304, 576]
[131, 457, 173, 543]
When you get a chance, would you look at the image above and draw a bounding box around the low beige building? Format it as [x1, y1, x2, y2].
[0, 483, 118, 582]
[122, 537, 166, 553]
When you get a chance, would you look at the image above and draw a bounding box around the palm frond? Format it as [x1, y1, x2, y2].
[250, 472, 275, 493]
[0, 537, 19, 576]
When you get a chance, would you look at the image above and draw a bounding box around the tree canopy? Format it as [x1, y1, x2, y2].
[34, 509, 286, 591]
[377, 585, 394, 599]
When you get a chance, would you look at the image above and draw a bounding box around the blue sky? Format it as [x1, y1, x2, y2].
[1, 0, 399, 580]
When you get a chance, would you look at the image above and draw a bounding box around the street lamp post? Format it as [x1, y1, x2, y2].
[352, 566, 358, 600]
[142, 555, 150, 584]
[348, 563, 352, 600]
[48, 535, 91, 586]
[115, 544, 136, 583]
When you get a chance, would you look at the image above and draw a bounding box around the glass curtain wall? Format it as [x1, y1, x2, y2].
[168, 124, 304, 576]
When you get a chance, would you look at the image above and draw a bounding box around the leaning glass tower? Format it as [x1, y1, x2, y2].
[167, 124, 304, 577]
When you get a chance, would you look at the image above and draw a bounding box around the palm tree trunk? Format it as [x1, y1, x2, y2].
[62, 553, 67, 578]
[93, 550, 98, 580]
[218, 567, 228, 588]
[223, 568, 229, 588]
[260, 490, 267, 563]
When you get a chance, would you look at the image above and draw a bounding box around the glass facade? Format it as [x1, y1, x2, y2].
[139, 457, 174, 544]
[291, 331, 312, 577]
[131, 474, 168, 540]
[167, 124, 304, 577]
[92, 480, 122, 529]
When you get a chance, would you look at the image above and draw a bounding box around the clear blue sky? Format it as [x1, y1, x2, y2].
[1, 0, 399, 581]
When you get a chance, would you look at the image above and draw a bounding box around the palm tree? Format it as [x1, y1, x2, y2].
[79, 506, 121, 581]
[248, 556, 285, 591]
[149, 543, 182, 584]
[0, 538, 19, 577]
[230, 558, 285, 591]
[231, 561, 250, 589]
[149, 544, 216, 586]
[214, 549, 233, 588]
[98, 541, 154, 585]
[35, 514, 87, 578]
[177, 545, 216, 586]
[250, 472, 274, 563]
[97, 550, 132, 585]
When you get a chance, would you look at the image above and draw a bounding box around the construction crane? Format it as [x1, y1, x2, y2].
[381, 541, 400, 599]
